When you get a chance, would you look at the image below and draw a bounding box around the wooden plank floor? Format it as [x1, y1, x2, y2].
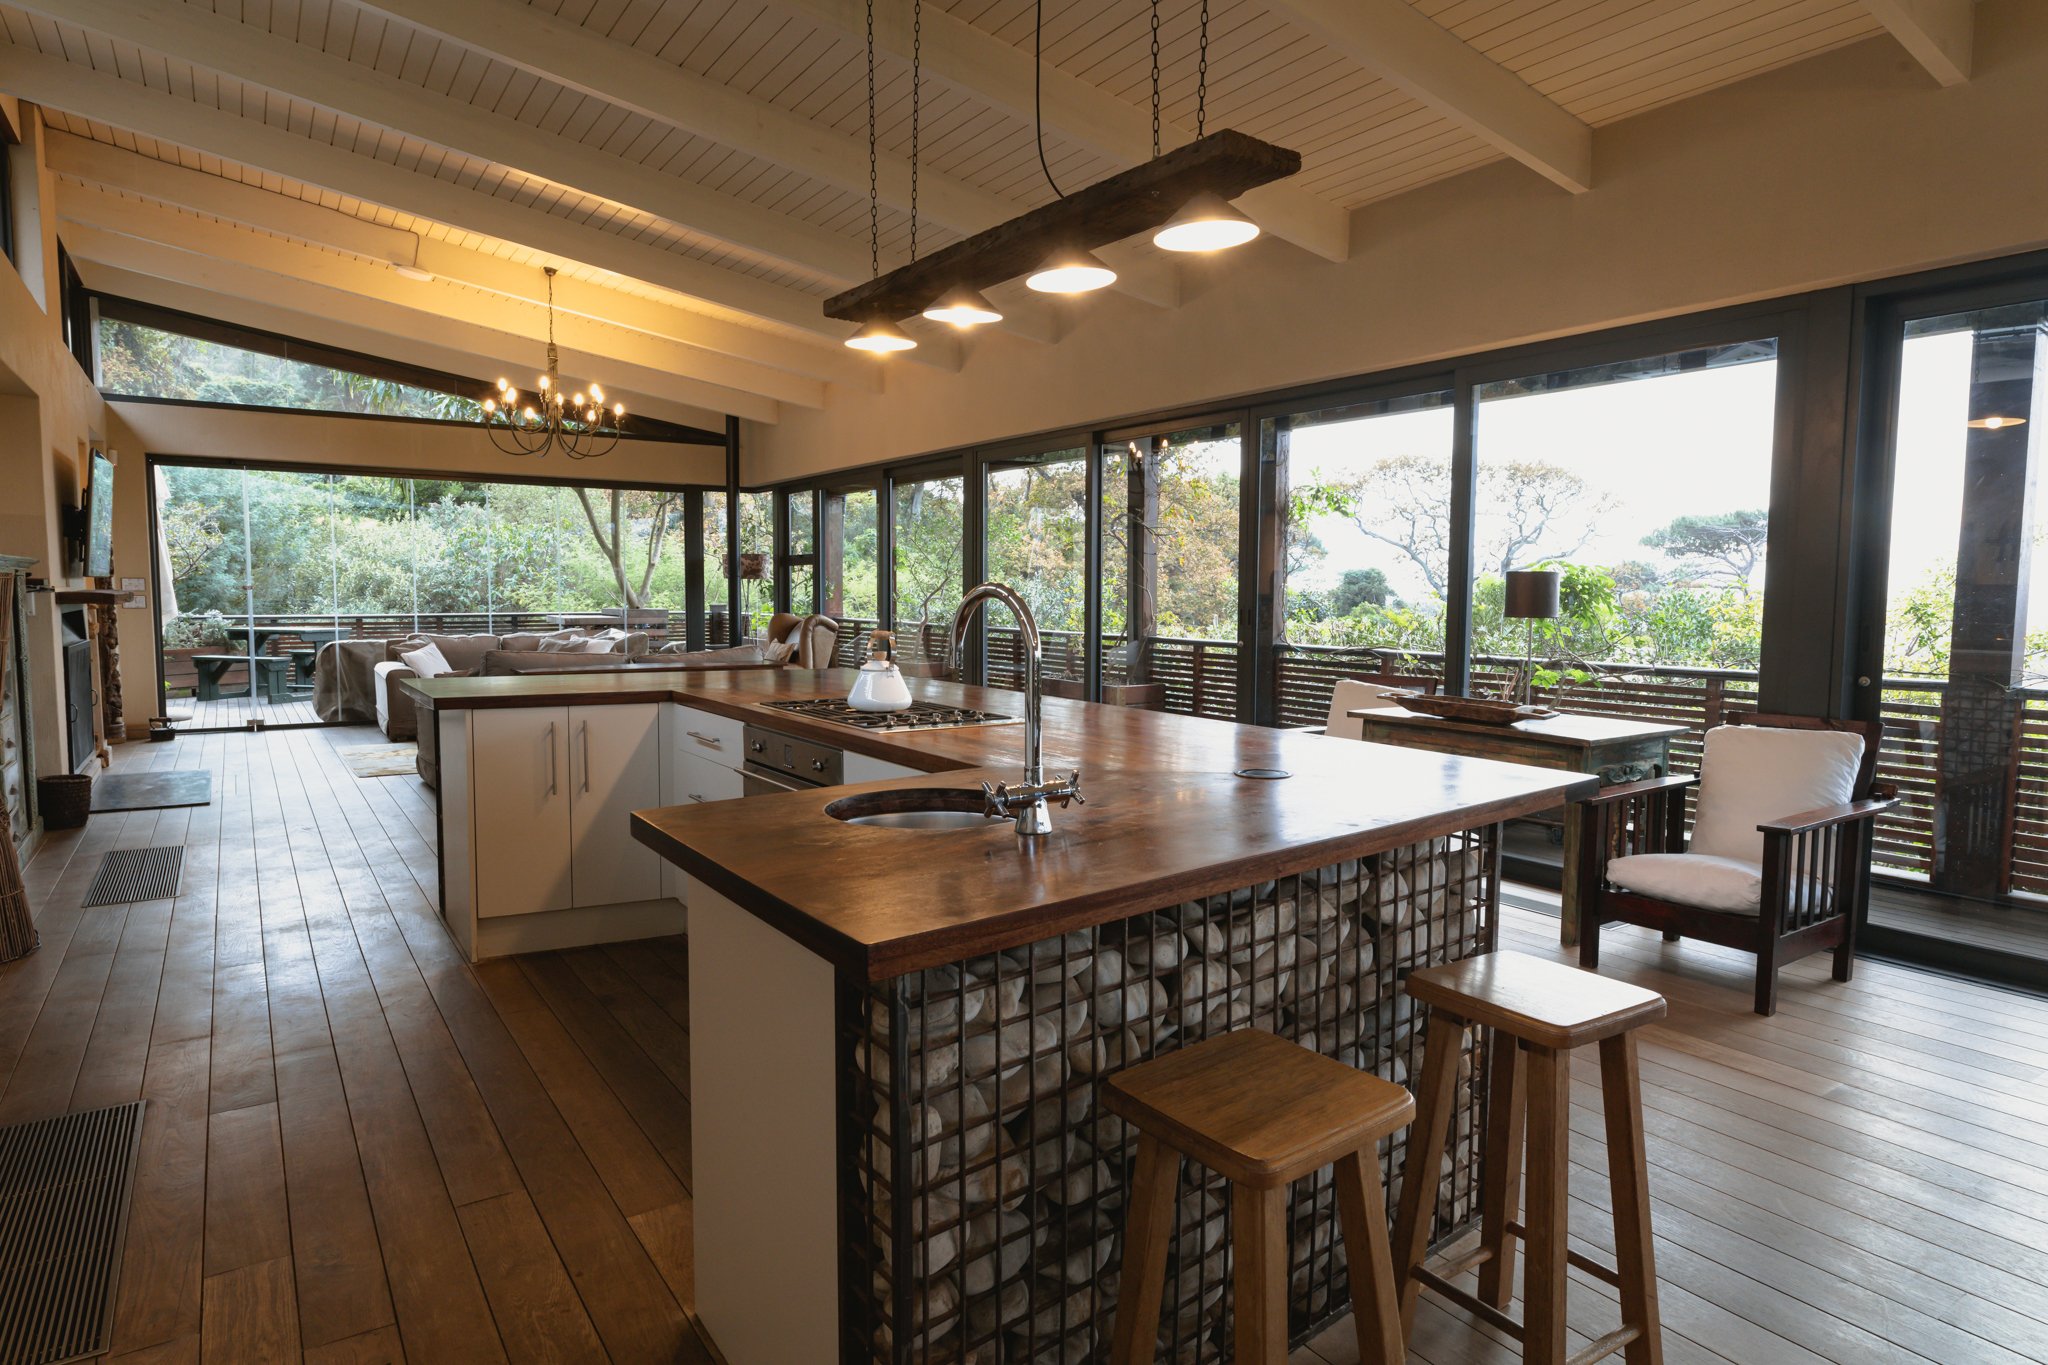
[8, 729, 2048, 1363]
[1869, 881, 2048, 961]
[173, 694, 324, 730]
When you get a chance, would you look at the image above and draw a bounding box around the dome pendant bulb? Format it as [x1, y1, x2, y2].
[845, 318, 918, 353]
[1026, 246, 1117, 294]
[1153, 192, 1261, 253]
[921, 286, 1004, 327]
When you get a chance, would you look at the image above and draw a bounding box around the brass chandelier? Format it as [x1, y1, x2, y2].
[481, 267, 627, 459]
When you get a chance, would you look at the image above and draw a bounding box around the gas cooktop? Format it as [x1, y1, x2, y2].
[757, 697, 1019, 733]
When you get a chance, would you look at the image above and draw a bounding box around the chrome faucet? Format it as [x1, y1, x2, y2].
[950, 582, 1083, 836]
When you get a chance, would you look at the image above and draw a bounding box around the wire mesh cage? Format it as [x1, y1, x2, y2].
[839, 824, 1500, 1365]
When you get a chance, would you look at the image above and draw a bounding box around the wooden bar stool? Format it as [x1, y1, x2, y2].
[1103, 1028, 1416, 1365]
[1391, 950, 1666, 1365]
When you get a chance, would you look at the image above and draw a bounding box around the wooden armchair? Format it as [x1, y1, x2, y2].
[1576, 714, 1896, 1015]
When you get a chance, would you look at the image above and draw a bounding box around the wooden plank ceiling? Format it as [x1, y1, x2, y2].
[0, 0, 1920, 427]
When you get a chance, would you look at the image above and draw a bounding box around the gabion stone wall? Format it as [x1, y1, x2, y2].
[840, 827, 1498, 1365]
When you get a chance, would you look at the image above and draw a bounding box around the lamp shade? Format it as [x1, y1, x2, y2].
[1504, 569, 1561, 620]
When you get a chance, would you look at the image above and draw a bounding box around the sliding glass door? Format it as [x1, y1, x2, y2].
[153, 461, 711, 732]
[1862, 298, 2048, 972]
[890, 469, 966, 672]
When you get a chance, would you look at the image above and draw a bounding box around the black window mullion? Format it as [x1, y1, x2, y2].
[1084, 441, 1105, 703]
[1444, 372, 1479, 696]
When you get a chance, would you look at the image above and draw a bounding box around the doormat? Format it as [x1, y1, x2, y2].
[0, 1101, 146, 1365]
[83, 847, 184, 908]
[337, 744, 419, 779]
[87, 772, 211, 814]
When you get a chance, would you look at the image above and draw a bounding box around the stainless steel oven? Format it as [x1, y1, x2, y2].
[741, 723, 844, 795]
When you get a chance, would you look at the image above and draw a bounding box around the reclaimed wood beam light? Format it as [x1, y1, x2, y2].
[822, 131, 1300, 325]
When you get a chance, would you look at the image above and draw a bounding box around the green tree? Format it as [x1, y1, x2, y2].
[1642, 509, 1768, 588]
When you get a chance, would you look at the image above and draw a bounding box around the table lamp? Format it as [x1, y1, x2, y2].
[1504, 569, 1561, 705]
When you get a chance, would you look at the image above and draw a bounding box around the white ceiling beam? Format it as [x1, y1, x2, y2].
[770, 0, 1352, 263]
[344, 0, 1077, 330]
[80, 261, 733, 434]
[0, 42, 959, 371]
[59, 212, 788, 424]
[46, 130, 875, 397]
[47, 128, 420, 266]
[29, 0, 875, 284]
[1260, 0, 1592, 193]
[1860, 0, 1973, 86]
[60, 183, 824, 412]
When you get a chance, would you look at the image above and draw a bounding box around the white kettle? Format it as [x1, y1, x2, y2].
[847, 629, 915, 712]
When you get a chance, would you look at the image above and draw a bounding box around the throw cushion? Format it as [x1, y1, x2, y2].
[573, 637, 617, 653]
[1688, 725, 1863, 866]
[765, 639, 797, 664]
[536, 636, 581, 653]
[1605, 853, 1764, 914]
[399, 641, 456, 679]
[497, 633, 546, 652]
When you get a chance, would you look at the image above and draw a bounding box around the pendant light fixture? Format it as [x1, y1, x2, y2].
[1026, 247, 1118, 294]
[845, 0, 918, 354]
[846, 318, 919, 352]
[1150, 0, 1258, 255]
[821, 0, 1297, 337]
[922, 285, 1004, 326]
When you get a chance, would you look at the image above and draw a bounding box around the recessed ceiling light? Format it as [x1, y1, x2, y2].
[1152, 191, 1261, 253]
[921, 286, 1004, 327]
[1026, 247, 1117, 295]
[845, 318, 918, 352]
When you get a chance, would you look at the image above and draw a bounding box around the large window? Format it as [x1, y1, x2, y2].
[892, 471, 965, 670]
[984, 447, 1088, 686]
[1101, 421, 1244, 718]
[1470, 341, 1777, 684]
[1268, 390, 1454, 723]
[821, 487, 881, 662]
[155, 462, 712, 729]
[102, 315, 482, 420]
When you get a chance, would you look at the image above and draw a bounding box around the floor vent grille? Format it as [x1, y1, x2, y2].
[0, 1102, 146, 1365]
[82, 847, 184, 908]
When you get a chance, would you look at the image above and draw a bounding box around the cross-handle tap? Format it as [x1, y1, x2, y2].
[951, 582, 1083, 836]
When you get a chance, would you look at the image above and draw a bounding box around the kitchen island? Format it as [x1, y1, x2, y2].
[588, 668, 1596, 1365]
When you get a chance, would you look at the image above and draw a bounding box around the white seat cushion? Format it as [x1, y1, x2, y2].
[1688, 725, 1864, 865]
[1606, 853, 1764, 914]
[371, 660, 409, 729]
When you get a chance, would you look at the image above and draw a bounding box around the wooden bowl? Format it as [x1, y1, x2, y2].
[1386, 693, 1558, 726]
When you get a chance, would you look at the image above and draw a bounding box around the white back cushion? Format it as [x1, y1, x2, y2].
[1689, 724, 1864, 865]
[399, 641, 455, 679]
[1325, 679, 1407, 740]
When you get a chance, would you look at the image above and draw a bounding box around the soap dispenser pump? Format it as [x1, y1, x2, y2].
[847, 629, 914, 712]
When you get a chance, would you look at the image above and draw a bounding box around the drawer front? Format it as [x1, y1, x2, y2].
[671, 705, 745, 771]
[675, 749, 746, 807]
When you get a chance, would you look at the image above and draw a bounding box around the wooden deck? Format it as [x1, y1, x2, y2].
[6, 728, 2047, 1363]
[1869, 882, 2048, 962]
[171, 693, 325, 730]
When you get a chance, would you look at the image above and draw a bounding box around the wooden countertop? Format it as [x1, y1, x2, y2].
[411, 669, 1598, 979]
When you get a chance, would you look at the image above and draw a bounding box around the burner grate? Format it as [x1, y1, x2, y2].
[758, 698, 1017, 733]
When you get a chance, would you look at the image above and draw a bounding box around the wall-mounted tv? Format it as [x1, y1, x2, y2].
[84, 450, 115, 578]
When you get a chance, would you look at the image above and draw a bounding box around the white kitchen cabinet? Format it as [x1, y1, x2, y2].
[569, 703, 663, 908]
[471, 706, 573, 921]
[661, 704, 747, 901]
[674, 749, 746, 807]
[844, 751, 922, 784]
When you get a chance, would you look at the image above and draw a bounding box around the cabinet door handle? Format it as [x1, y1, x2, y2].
[686, 729, 722, 749]
[546, 722, 558, 796]
[687, 793, 706, 803]
[580, 720, 591, 793]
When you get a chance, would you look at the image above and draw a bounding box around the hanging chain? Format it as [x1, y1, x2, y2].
[1149, 0, 1161, 158]
[910, 0, 922, 261]
[1196, 0, 1210, 138]
[865, 0, 879, 279]
[543, 266, 559, 377]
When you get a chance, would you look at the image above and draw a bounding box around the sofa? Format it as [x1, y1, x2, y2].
[373, 628, 651, 739]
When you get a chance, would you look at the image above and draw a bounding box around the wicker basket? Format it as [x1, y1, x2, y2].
[37, 774, 93, 831]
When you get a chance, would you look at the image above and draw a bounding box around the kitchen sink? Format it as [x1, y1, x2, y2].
[825, 788, 1003, 830]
